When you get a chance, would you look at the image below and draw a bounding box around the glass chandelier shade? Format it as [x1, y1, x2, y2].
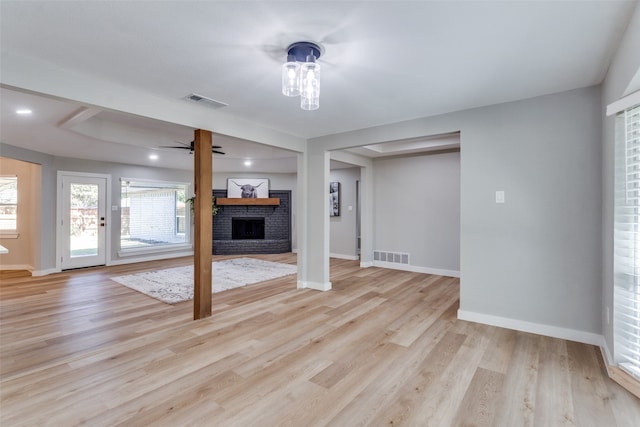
[281, 42, 322, 110]
[281, 55, 300, 97]
[300, 59, 320, 111]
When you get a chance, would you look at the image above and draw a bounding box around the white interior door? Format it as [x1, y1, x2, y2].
[59, 173, 108, 269]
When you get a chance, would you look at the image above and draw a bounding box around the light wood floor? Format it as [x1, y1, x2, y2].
[1, 254, 639, 426]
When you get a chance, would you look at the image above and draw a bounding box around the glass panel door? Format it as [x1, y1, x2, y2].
[60, 174, 107, 269]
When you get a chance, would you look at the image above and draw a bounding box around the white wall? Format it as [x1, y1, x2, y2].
[373, 151, 460, 274]
[601, 2, 640, 357]
[329, 167, 360, 259]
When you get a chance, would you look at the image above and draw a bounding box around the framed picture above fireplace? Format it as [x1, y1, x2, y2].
[227, 178, 269, 198]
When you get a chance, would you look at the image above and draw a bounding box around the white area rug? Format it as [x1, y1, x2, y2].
[111, 257, 297, 304]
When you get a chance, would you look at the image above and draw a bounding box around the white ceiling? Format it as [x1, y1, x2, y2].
[0, 1, 636, 171]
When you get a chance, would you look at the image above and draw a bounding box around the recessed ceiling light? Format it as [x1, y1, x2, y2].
[16, 109, 32, 115]
[149, 154, 159, 160]
[244, 160, 252, 166]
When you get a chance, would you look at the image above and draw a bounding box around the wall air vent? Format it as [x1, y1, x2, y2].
[374, 250, 410, 265]
[184, 93, 228, 109]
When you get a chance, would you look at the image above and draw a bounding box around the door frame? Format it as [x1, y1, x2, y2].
[56, 171, 112, 271]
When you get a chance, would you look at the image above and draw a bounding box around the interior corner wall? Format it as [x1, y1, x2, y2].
[0, 145, 54, 274]
[373, 151, 460, 273]
[459, 85, 602, 337]
[0, 156, 41, 270]
[329, 167, 360, 259]
[601, 1, 640, 357]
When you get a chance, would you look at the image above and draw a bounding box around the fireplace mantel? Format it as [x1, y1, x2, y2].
[216, 198, 280, 206]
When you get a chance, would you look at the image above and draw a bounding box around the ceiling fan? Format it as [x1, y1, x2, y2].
[159, 140, 225, 155]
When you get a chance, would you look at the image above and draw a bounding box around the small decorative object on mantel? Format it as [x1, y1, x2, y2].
[187, 194, 219, 217]
[227, 178, 269, 198]
[330, 182, 340, 217]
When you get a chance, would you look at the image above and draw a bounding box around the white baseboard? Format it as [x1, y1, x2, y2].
[600, 337, 614, 366]
[330, 253, 359, 261]
[0, 264, 33, 271]
[360, 261, 373, 268]
[108, 251, 194, 266]
[373, 261, 460, 278]
[32, 267, 61, 276]
[457, 309, 603, 346]
[297, 280, 332, 291]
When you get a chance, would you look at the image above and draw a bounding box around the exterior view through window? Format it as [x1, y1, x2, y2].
[120, 179, 190, 251]
[0, 176, 18, 232]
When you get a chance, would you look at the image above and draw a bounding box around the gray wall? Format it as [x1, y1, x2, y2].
[329, 167, 360, 258]
[373, 151, 460, 272]
[312, 84, 603, 337]
[52, 156, 194, 264]
[601, 3, 640, 356]
[0, 145, 193, 270]
[459, 86, 602, 335]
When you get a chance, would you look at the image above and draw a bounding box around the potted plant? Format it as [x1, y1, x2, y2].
[187, 194, 219, 217]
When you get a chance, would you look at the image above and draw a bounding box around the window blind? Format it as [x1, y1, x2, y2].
[614, 103, 640, 379]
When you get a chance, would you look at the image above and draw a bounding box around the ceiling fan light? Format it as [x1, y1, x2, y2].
[282, 55, 300, 97]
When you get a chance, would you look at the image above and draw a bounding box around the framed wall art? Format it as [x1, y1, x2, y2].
[227, 178, 269, 198]
[329, 181, 340, 216]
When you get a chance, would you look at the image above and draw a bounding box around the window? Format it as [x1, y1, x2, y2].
[0, 176, 18, 232]
[120, 178, 190, 252]
[614, 103, 640, 379]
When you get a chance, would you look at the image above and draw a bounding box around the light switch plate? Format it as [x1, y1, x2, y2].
[495, 191, 505, 203]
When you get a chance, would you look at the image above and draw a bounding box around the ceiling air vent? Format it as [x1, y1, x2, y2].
[184, 93, 228, 109]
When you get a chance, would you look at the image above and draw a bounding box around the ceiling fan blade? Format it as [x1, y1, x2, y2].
[159, 145, 191, 149]
[213, 150, 226, 155]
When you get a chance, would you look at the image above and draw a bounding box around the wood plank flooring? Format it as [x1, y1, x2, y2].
[1, 254, 638, 426]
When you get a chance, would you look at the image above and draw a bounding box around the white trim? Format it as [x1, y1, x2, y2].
[606, 89, 640, 116]
[31, 268, 61, 277]
[330, 252, 359, 261]
[373, 260, 460, 278]
[297, 280, 332, 291]
[118, 243, 192, 257]
[109, 250, 193, 266]
[457, 309, 603, 346]
[360, 261, 373, 268]
[0, 264, 33, 271]
[600, 337, 614, 367]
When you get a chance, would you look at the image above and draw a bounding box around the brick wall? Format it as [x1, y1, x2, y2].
[212, 190, 291, 255]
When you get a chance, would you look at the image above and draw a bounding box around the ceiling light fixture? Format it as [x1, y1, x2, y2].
[16, 109, 32, 115]
[244, 160, 252, 167]
[282, 41, 321, 111]
[149, 154, 159, 160]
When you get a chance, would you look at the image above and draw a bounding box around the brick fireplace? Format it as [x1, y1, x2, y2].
[212, 190, 291, 255]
